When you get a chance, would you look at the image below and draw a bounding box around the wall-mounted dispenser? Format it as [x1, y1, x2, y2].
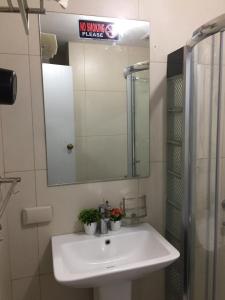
[0, 68, 17, 105]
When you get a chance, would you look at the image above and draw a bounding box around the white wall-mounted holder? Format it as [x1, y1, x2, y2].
[0, 0, 68, 35]
[22, 206, 53, 225]
[0, 176, 21, 220]
[123, 194, 147, 221]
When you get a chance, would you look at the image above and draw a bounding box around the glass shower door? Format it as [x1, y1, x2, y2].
[126, 68, 150, 178]
[189, 33, 221, 300]
[213, 30, 225, 300]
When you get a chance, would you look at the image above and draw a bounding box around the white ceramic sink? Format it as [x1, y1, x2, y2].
[52, 223, 179, 289]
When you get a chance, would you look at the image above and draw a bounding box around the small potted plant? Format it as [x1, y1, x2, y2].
[78, 209, 100, 235]
[110, 208, 124, 231]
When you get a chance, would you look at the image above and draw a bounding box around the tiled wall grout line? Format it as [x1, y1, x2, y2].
[27, 20, 43, 292]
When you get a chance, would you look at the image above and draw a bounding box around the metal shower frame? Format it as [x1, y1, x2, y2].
[125, 61, 149, 177]
[183, 13, 225, 300]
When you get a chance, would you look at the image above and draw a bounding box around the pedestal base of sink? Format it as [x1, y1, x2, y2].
[94, 281, 132, 300]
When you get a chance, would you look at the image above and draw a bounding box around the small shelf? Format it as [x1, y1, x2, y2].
[168, 107, 183, 113]
[167, 199, 181, 211]
[168, 170, 182, 179]
[123, 195, 147, 220]
[167, 139, 182, 147]
[0, 177, 21, 184]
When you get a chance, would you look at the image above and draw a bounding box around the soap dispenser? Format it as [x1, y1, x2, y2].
[0, 68, 17, 105]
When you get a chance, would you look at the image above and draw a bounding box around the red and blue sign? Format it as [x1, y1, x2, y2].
[79, 20, 119, 40]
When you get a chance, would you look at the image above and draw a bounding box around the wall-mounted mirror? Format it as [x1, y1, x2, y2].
[40, 13, 150, 186]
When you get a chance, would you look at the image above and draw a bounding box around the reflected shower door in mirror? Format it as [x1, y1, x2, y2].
[40, 13, 150, 185]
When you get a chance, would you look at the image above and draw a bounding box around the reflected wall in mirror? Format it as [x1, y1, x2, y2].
[40, 13, 150, 186]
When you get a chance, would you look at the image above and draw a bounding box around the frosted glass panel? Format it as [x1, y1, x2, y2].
[42, 64, 76, 185]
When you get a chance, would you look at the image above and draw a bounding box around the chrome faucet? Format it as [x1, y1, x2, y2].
[99, 217, 108, 235]
[97, 201, 110, 235]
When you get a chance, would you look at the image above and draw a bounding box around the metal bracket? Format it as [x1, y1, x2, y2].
[0, 176, 21, 219]
[17, 0, 29, 35]
[122, 194, 147, 221]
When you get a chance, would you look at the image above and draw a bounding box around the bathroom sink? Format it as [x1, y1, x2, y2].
[51, 223, 179, 288]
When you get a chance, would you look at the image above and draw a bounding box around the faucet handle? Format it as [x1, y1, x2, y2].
[99, 205, 105, 213]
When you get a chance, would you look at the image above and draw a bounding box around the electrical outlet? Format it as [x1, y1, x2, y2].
[0, 223, 4, 241]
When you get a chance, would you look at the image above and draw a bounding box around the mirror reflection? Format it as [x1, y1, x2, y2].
[40, 13, 150, 185]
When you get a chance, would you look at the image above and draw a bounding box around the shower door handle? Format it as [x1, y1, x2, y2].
[222, 200, 225, 209]
[67, 144, 74, 151]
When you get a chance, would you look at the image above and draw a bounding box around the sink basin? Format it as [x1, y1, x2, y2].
[52, 223, 179, 288]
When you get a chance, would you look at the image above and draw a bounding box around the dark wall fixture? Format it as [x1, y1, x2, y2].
[166, 47, 185, 300]
[0, 68, 17, 105]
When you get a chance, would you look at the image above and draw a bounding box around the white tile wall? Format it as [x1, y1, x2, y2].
[86, 135, 127, 180]
[74, 91, 86, 138]
[139, 162, 166, 233]
[6, 171, 39, 279]
[0, 54, 34, 172]
[69, 43, 85, 91]
[84, 44, 127, 92]
[0, 1, 224, 300]
[0, 13, 28, 55]
[133, 271, 164, 300]
[12, 277, 41, 300]
[86, 91, 127, 136]
[0, 213, 12, 300]
[128, 46, 149, 65]
[0, 80, 11, 300]
[75, 137, 88, 181]
[28, 15, 41, 56]
[40, 274, 92, 300]
[149, 62, 167, 162]
[139, 0, 225, 62]
[29, 55, 47, 171]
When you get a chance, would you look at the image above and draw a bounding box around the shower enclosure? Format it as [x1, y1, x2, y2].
[124, 61, 150, 178]
[166, 14, 225, 300]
